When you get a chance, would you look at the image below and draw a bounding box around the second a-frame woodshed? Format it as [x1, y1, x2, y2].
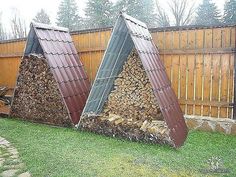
[79, 13, 188, 148]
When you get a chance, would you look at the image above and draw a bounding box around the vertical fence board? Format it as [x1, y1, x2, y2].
[229, 54, 234, 118]
[172, 31, 180, 49]
[232, 28, 235, 48]
[205, 29, 213, 49]
[203, 54, 211, 116]
[163, 55, 172, 80]
[164, 31, 172, 49]
[211, 54, 221, 117]
[179, 55, 187, 113]
[80, 53, 91, 81]
[187, 30, 195, 49]
[172, 55, 180, 97]
[187, 55, 194, 115]
[152, 32, 158, 48]
[157, 31, 164, 49]
[196, 30, 204, 49]
[180, 30, 188, 49]
[195, 54, 203, 115]
[213, 28, 222, 48]
[221, 28, 231, 48]
[220, 54, 229, 117]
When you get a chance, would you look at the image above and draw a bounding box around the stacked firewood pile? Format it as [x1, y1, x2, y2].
[10, 54, 72, 126]
[80, 50, 173, 145]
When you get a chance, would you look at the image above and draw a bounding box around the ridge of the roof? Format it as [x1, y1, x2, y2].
[31, 22, 69, 32]
[121, 13, 147, 29]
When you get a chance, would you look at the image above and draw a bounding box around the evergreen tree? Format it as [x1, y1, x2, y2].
[56, 0, 80, 31]
[84, 0, 114, 29]
[223, 0, 236, 25]
[33, 9, 51, 24]
[115, 0, 157, 27]
[195, 0, 221, 26]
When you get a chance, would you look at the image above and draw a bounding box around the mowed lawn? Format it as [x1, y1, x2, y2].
[0, 118, 236, 177]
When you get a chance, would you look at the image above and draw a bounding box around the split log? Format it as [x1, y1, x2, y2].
[0, 101, 4, 107]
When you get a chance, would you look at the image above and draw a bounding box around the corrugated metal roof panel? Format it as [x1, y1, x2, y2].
[81, 13, 187, 147]
[22, 22, 90, 125]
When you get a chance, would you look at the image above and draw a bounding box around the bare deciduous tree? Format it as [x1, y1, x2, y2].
[155, 0, 170, 27]
[10, 9, 27, 39]
[0, 26, 8, 40]
[0, 12, 7, 40]
[168, 0, 196, 26]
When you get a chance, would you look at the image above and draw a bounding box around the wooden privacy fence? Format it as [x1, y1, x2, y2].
[0, 25, 235, 119]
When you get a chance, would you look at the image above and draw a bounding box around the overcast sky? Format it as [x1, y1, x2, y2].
[0, 0, 226, 30]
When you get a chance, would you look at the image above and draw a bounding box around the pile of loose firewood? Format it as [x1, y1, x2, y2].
[80, 50, 173, 146]
[10, 54, 72, 126]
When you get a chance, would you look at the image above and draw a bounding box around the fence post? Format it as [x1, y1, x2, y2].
[233, 27, 236, 120]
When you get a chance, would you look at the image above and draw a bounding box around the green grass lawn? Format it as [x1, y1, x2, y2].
[0, 118, 235, 177]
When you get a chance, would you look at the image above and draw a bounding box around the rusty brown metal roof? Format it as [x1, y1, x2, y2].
[23, 22, 90, 125]
[81, 13, 188, 148]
